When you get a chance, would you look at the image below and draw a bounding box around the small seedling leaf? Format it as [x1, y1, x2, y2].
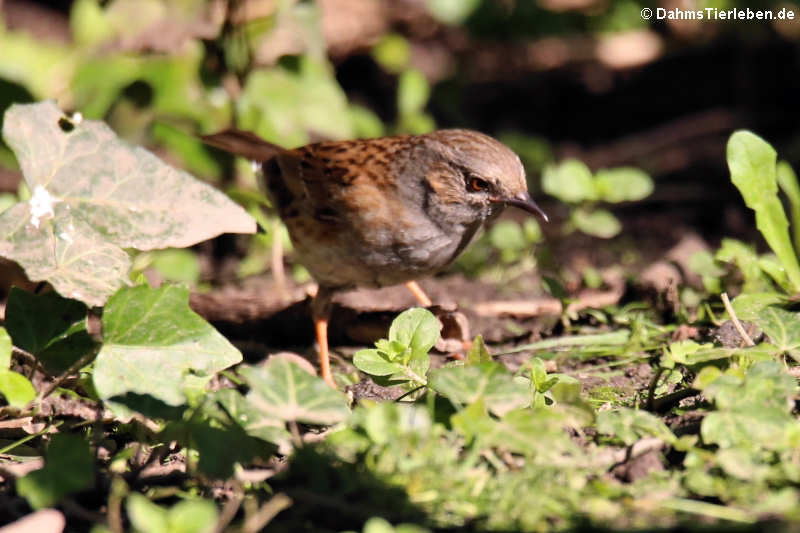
[429, 362, 530, 416]
[353, 349, 406, 376]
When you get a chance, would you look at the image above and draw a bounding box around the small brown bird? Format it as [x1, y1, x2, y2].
[203, 129, 547, 387]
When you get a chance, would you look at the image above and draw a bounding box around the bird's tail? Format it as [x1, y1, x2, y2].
[201, 129, 286, 162]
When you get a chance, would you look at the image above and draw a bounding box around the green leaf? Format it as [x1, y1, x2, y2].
[429, 363, 531, 416]
[777, 160, 800, 254]
[571, 208, 621, 239]
[0, 101, 255, 306]
[688, 250, 725, 293]
[353, 349, 405, 376]
[542, 159, 596, 203]
[238, 359, 349, 425]
[5, 288, 95, 373]
[93, 285, 243, 408]
[397, 69, 430, 117]
[727, 130, 800, 293]
[166, 499, 219, 533]
[372, 34, 411, 73]
[149, 249, 201, 285]
[126, 493, 169, 533]
[211, 389, 291, 450]
[17, 434, 94, 509]
[388, 308, 440, 360]
[426, 0, 481, 24]
[488, 220, 527, 260]
[716, 239, 775, 294]
[752, 306, 800, 353]
[596, 408, 676, 446]
[731, 292, 789, 321]
[237, 57, 354, 148]
[0, 327, 11, 369]
[0, 370, 36, 407]
[465, 334, 492, 365]
[594, 167, 654, 203]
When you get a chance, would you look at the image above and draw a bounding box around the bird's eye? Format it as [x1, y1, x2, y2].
[468, 177, 490, 192]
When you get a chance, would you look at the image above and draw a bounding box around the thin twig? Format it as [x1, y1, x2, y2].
[720, 292, 755, 347]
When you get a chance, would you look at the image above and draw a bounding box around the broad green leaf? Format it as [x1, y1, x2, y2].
[353, 349, 406, 376]
[127, 493, 169, 533]
[360, 402, 432, 445]
[239, 359, 349, 425]
[752, 306, 800, 353]
[702, 407, 792, 450]
[777, 160, 800, 254]
[488, 221, 528, 261]
[4, 288, 95, 373]
[731, 292, 789, 321]
[0, 370, 36, 407]
[429, 363, 530, 416]
[542, 159, 596, 203]
[167, 499, 219, 533]
[166, 419, 264, 478]
[594, 167, 653, 203]
[397, 69, 430, 116]
[702, 361, 797, 411]
[0, 203, 131, 305]
[237, 57, 354, 148]
[17, 434, 94, 509]
[93, 285, 242, 407]
[211, 389, 291, 450]
[596, 408, 676, 446]
[0, 101, 255, 305]
[662, 340, 777, 368]
[571, 208, 621, 239]
[0, 327, 11, 368]
[727, 130, 800, 292]
[388, 308, 440, 360]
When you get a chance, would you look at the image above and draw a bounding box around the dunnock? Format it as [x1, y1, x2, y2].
[203, 128, 547, 386]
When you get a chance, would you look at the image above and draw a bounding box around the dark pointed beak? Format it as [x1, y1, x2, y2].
[499, 192, 549, 222]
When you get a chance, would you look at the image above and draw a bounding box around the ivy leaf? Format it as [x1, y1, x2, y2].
[17, 434, 94, 509]
[0, 101, 256, 306]
[4, 288, 95, 373]
[239, 359, 349, 426]
[388, 308, 440, 360]
[93, 285, 243, 410]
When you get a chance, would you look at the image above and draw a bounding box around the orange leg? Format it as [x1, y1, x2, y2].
[405, 281, 432, 307]
[314, 317, 336, 388]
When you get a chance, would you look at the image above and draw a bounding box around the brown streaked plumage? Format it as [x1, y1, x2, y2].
[203, 128, 547, 387]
